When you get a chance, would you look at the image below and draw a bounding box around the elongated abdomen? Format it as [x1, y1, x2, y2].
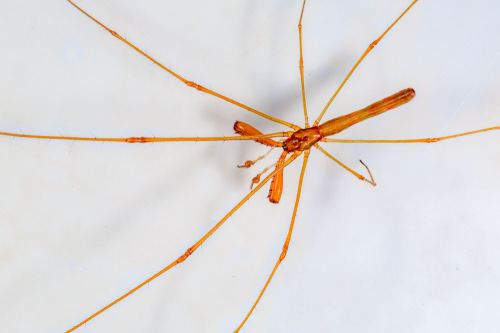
[318, 88, 415, 138]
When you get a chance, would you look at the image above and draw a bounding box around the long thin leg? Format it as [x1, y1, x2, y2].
[321, 126, 499, 143]
[315, 144, 376, 186]
[0, 130, 292, 144]
[298, 0, 309, 127]
[65, 152, 301, 333]
[317, 127, 498, 184]
[235, 150, 310, 332]
[359, 160, 377, 186]
[66, 0, 300, 131]
[314, 0, 419, 126]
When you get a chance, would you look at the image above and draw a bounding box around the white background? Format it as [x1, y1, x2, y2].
[1, 0, 499, 332]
